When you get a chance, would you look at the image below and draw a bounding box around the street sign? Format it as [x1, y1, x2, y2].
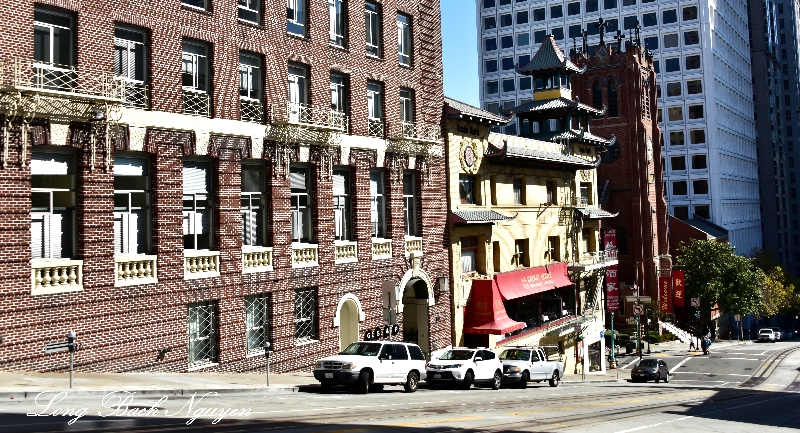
[691, 298, 700, 307]
[632, 304, 644, 315]
[626, 317, 637, 324]
[44, 341, 70, 354]
[626, 296, 652, 303]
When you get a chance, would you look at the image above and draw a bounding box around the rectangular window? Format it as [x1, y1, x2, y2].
[547, 236, 560, 261]
[486, 80, 499, 95]
[683, 6, 697, 20]
[502, 57, 515, 71]
[644, 36, 658, 50]
[485, 59, 498, 73]
[692, 180, 708, 195]
[550, 5, 563, 18]
[551, 28, 564, 40]
[400, 88, 414, 125]
[606, 19, 618, 32]
[567, 2, 581, 15]
[114, 154, 150, 255]
[330, 0, 346, 46]
[533, 8, 545, 21]
[114, 26, 147, 108]
[500, 14, 512, 27]
[694, 205, 709, 219]
[182, 40, 210, 116]
[666, 82, 681, 97]
[670, 156, 686, 170]
[662, 9, 678, 24]
[183, 160, 213, 250]
[34, 8, 75, 90]
[31, 150, 77, 260]
[241, 162, 266, 247]
[501, 35, 513, 49]
[484, 0, 496, 7]
[546, 180, 557, 204]
[622, 0, 635, 5]
[688, 104, 703, 119]
[517, 32, 530, 47]
[663, 33, 679, 49]
[691, 154, 707, 169]
[403, 171, 418, 237]
[570, 25, 583, 39]
[484, 16, 496, 30]
[461, 236, 478, 274]
[365, 2, 381, 57]
[239, 53, 263, 122]
[245, 293, 271, 353]
[330, 72, 349, 114]
[689, 129, 705, 144]
[333, 168, 352, 241]
[623, 15, 638, 30]
[685, 55, 701, 70]
[368, 81, 384, 135]
[502, 78, 515, 93]
[519, 76, 532, 91]
[514, 239, 528, 267]
[686, 80, 702, 94]
[288, 63, 309, 107]
[485, 38, 497, 52]
[513, 178, 524, 204]
[516, 10, 529, 24]
[370, 170, 387, 238]
[397, 13, 412, 65]
[586, 0, 599, 13]
[459, 175, 477, 204]
[604, 0, 617, 9]
[669, 131, 684, 146]
[290, 165, 313, 243]
[579, 182, 592, 205]
[673, 206, 689, 219]
[188, 301, 217, 365]
[665, 58, 680, 72]
[672, 181, 687, 195]
[287, 0, 306, 36]
[684, 30, 699, 46]
[534, 30, 546, 44]
[295, 288, 318, 343]
[239, 0, 260, 23]
[667, 106, 683, 121]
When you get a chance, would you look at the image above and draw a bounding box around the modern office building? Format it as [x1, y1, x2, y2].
[0, 0, 449, 373]
[477, 0, 761, 255]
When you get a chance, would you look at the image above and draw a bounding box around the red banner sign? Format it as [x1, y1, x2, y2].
[672, 270, 685, 307]
[603, 229, 619, 311]
[659, 276, 672, 313]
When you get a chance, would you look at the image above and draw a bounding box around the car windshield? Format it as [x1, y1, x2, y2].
[637, 360, 658, 368]
[340, 342, 382, 356]
[500, 349, 531, 361]
[760, 330, 772, 334]
[438, 350, 474, 360]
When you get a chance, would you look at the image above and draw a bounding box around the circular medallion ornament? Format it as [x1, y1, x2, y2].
[463, 145, 476, 168]
[459, 140, 480, 173]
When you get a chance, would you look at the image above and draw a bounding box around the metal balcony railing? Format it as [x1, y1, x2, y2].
[575, 249, 618, 266]
[240, 97, 264, 123]
[183, 88, 211, 117]
[0, 57, 124, 102]
[368, 118, 384, 137]
[390, 120, 441, 143]
[559, 196, 589, 208]
[269, 102, 348, 132]
[117, 79, 149, 109]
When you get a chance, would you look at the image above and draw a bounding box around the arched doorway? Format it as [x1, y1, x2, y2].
[402, 279, 430, 354]
[339, 300, 359, 351]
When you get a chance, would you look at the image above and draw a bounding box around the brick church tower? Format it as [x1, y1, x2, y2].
[570, 30, 670, 328]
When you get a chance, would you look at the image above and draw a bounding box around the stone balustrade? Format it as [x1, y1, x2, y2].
[404, 236, 423, 256]
[242, 246, 274, 273]
[31, 259, 83, 295]
[334, 241, 358, 264]
[184, 250, 221, 279]
[292, 243, 319, 268]
[115, 255, 158, 287]
[371, 238, 392, 260]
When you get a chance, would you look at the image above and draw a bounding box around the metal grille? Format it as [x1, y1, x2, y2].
[0, 58, 125, 100]
[368, 118, 384, 137]
[240, 98, 264, 123]
[183, 89, 211, 117]
[294, 288, 317, 343]
[188, 301, 217, 366]
[245, 293, 270, 353]
[120, 80, 149, 109]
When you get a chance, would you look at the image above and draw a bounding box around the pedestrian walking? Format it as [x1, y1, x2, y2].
[689, 338, 695, 351]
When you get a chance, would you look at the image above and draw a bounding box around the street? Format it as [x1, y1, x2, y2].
[1, 342, 798, 432]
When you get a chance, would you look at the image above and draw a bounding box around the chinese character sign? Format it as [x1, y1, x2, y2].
[604, 229, 619, 311]
[672, 270, 685, 307]
[659, 276, 672, 313]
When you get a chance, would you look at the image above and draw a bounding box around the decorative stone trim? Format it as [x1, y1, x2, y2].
[31, 259, 83, 295]
[371, 238, 392, 260]
[291, 243, 319, 268]
[334, 240, 358, 264]
[114, 254, 157, 287]
[184, 250, 221, 280]
[242, 245, 274, 273]
[404, 236, 423, 257]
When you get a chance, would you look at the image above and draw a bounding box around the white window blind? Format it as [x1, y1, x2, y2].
[183, 161, 210, 193]
[31, 213, 71, 259]
[114, 155, 146, 176]
[31, 152, 73, 175]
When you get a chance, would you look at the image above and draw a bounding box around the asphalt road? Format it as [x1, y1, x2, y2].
[2, 341, 799, 433]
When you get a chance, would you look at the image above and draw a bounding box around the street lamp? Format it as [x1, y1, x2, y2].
[628, 254, 671, 359]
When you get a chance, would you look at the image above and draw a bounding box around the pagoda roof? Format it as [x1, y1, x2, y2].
[484, 139, 601, 169]
[444, 96, 510, 125]
[516, 35, 586, 76]
[527, 129, 616, 148]
[501, 97, 606, 117]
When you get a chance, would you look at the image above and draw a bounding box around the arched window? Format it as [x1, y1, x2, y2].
[608, 80, 619, 117]
[592, 81, 602, 110]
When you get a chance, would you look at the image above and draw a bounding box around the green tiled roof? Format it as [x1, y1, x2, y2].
[502, 97, 605, 117]
[445, 96, 510, 125]
[516, 35, 586, 75]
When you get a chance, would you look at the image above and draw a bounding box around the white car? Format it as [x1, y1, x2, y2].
[426, 348, 503, 390]
[313, 341, 427, 394]
[499, 346, 564, 388]
[758, 329, 776, 343]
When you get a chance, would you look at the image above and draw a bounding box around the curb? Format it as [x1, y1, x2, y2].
[0, 385, 304, 400]
[561, 379, 626, 384]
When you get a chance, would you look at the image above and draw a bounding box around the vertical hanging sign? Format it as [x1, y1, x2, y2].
[672, 270, 685, 307]
[659, 276, 672, 313]
[604, 228, 619, 311]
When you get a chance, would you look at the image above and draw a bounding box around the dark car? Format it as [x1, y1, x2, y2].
[630, 358, 670, 383]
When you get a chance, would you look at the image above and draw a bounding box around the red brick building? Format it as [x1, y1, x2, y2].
[570, 40, 670, 327]
[0, 0, 449, 373]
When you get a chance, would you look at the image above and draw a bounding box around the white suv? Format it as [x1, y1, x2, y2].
[314, 341, 427, 394]
[425, 348, 503, 390]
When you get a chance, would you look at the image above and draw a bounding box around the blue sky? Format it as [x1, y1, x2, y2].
[441, 0, 479, 106]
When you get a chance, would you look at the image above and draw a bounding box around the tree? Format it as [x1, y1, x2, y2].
[751, 249, 796, 318]
[675, 240, 764, 325]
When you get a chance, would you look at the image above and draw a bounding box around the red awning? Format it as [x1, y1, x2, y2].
[494, 262, 574, 301]
[464, 279, 525, 335]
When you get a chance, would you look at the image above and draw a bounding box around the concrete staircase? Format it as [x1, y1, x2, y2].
[661, 321, 691, 343]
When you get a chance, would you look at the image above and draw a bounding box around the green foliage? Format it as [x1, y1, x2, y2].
[752, 249, 798, 317]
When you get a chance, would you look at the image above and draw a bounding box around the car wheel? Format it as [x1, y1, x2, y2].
[404, 372, 419, 393]
[356, 371, 371, 394]
[664, 372, 670, 383]
[518, 371, 529, 389]
[492, 370, 502, 390]
[320, 382, 332, 393]
[549, 371, 560, 387]
[462, 370, 474, 390]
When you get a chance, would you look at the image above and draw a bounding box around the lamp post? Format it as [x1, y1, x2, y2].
[263, 342, 271, 386]
[627, 254, 671, 359]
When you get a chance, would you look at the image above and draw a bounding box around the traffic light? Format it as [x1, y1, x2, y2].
[694, 310, 700, 318]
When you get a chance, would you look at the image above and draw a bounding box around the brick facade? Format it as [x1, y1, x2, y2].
[0, 0, 449, 373]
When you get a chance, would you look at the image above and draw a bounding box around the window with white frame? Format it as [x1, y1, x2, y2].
[114, 26, 147, 84]
[287, 0, 306, 36]
[330, 72, 349, 113]
[288, 63, 309, 122]
[34, 8, 73, 67]
[290, 164, 313, 243]
[461, 236, 478, 273]
[397, 13, 412, 65]
[183, 160, 213, 250]
[238, 0, 260, 23]
[240, 52, 262, 101]
[182, 40, 209, 93]
[368, 81, 383, 120]
[400, 88, 414, 134]
[459, 174, 476, 204]
[245, 293, 270, 353]
[295, 288, 318, 343]
[403, 171, 418, 237]
[329, 0, 346, 46]
[370, 170, 387, 238]
[365, 2, 381, 57]
[182, 0, 208, 10]
[333, 168, 352, 241]
[241, 162, 266, 247]
[31, 149, 77, 260]
[188, 301, 217, 365]
[114, 154, 150, 255]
